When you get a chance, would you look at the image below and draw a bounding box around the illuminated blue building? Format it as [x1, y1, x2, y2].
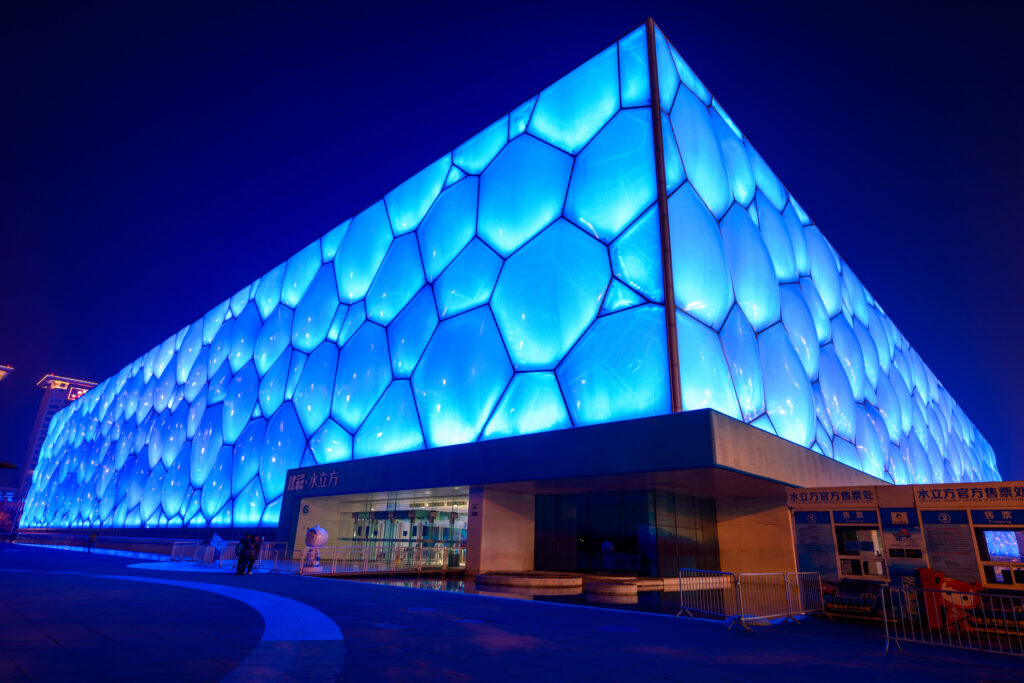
[22, 20, 998, 551]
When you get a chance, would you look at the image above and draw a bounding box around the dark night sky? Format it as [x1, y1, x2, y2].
[1, 1, 1021, 484]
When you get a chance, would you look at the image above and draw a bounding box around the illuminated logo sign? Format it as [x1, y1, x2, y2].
[66, 386, 88, 402]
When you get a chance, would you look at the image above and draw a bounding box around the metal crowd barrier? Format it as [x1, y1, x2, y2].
[170, 541, 200, 561]
[677, 569, 740, 624]
[881, 586, 1024, 657]
[677, 569, 824, 630]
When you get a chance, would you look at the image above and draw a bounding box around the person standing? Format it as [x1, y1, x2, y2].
[235, 534, 251, 575]
[87, 531, 98, 553]
[245, 536, 261, 574]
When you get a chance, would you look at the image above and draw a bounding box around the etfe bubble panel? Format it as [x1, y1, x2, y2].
[22, 24, 997, 531]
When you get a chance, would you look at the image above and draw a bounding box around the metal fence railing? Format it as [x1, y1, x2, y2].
[881, 586, 1024, 657]
[170, 541, 201, 561]
[677, 569, 824, 630]
[677, 569, 739, 623]
[787, 572, 825, 616]
[737, 572, 793, 625]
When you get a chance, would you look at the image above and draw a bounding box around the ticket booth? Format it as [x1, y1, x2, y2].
[789, 482, 1024, 595]
[832, 509, 887, 581]
[970, 510, 1024, 589]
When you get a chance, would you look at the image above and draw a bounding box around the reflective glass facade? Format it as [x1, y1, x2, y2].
[22, 23, 998, 531]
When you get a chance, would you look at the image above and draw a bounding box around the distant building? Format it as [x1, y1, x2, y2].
[16, 375, 96, 499]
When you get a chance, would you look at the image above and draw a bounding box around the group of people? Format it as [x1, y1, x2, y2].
[235, 533, 261, 575]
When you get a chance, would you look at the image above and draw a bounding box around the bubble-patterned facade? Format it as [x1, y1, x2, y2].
[22, 22, 999, 531]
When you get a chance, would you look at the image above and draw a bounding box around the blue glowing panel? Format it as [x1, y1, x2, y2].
[799, 277, 832, 344]
[293, 342, 338, 437]
[528, 45, 618, 154]
[233, 477, 264, 527]
[334, 201, 393, 302]
[208, 363, 232, 406]
[292, 265, 340, 353]
[601, 279, 645, 314]
[321, 220, 350, 262]
[833, 437, 862, 472]
[331, 323, 392, 432]
[667, 184, 733, 329]
[185, 350, 207, 404]
[161, 451, 189, 517]
[208, 318, 235, 378]
[831, 317, 867, 402]
[493, 220, 610, 369]
[187, 389, 207, 439]
[223, 362, 259, 445]
[805, 226, 842, 316]
[336, 302, 366, 347]
[660, 111, 685, 194]
[229, 303, 261, 374]
[176, 322, 204, 385]
[668, 85, 730, 218]
[710, 108, 754, 207]
[140, 464, 166, 523]
[782, 204, 809, 276]
[365, 234, 425, 325]
[445, 166, 464, 187]
[354, 380, 424, 458]
[388, 287, 438, 378]
[509, 96, 536, 138]
[232, 418, 265, 496]
[309, 419, 351, 464]
[557, 305, 670, 426]
[720, 307, 764, 422]
[259, 403, 304, 501]
[667, 42, 711, 105]
[258, 351, 289, 418]
[779, 285, 819, 379]
[610, 204, 664, 303]
[200, 444, 232, 520]
[675, 311, 741, 419]
[478, 135, 574, 256]
[618, 25, 650, 107]
[454, 119, 507, 174]
[229, 287, 250, 318]
[384, 155, 450, 235]
[412, 307, 512, 447]
[190, 405, 223, 489]
[720, 204, 780, 331]
[755, 193, 797, 282]
[758, 324, 815, 447]
[417, 177, 478, 283]
[434, 239, 502, 319]
[327, 306, 348, 344]
[745, 143, 786, 212]
[653, 27, 680, 109]
[565, 109, 656, 243]
[818, 345, 856, 441]
[281, 241, 322, 308]
[285, 350, 306, 400]
[254, 305, 293, 376]
[255, 264, 286, 320]
[203, 300, 231, 345]
[484, 373, 571, 440]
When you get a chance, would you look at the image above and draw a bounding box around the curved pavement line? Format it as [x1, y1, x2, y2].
[99, 574, 345, 682]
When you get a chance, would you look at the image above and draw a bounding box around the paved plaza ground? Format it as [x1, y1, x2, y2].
[0, 544, 1021, 682]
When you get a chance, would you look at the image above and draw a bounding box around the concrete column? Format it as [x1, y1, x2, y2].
[715, 498, 797, 573]
[465, 487, 535, 575]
